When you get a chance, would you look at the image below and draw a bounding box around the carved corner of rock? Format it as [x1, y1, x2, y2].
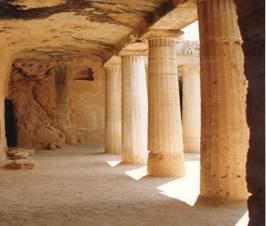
[74, 67, 95, 81]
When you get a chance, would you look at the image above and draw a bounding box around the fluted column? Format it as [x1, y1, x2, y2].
[121, 55, 148, 163]
[180, 65, 201, 153]
[198, 0, 249, 201]
[147, 36, 184, 177]
[104, 64, 121, 154]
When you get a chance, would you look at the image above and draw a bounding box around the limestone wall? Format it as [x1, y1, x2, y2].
[65, 62, 105, 147]
[7, 59, 105, 150]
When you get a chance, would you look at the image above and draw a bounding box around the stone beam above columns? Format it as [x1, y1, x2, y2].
[114, 1, 197, 61]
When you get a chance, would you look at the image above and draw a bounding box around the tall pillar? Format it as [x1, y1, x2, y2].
[181, 65, 201, 153]
[104, 64, 121, 154]
[198, 0, 249, 201]
[121, 54, 148, 163]
[147, 33, 184, 177]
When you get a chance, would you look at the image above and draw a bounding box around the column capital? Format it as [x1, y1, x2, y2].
[119, 49, 147, 57]
[144, 29, 183, 41]
[178, 64, 200, 72]
[104, 56, 121, 71]
[177, 64, 200, 78]
[119, 42, 148, 57]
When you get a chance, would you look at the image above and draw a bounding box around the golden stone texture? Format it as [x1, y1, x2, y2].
[147, 37, 184, 177]
[198, 0, 249, 201]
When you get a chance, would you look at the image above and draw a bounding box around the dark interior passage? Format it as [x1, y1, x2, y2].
[5, 99, 17, 147]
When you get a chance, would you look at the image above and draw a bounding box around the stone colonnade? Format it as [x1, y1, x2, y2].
[104, 0, 249, 201]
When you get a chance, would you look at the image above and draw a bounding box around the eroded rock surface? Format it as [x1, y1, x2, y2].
[8, 58, 105, 150]
[235, 0, 265, 225]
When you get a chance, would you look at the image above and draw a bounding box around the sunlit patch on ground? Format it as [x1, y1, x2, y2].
[235, 211, 249, 226]
[106, 160, 121, 167]
[158, 154, 200, 206]
[125, 166, 147, 180]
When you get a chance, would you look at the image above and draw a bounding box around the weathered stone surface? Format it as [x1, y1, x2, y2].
[148, 152, 184, 177]
[147, 36, 184, 177]
[235, 0, 265, 225]
[198, 0, 249, 201]
[0, 0, 197, 63]
[8, 58, 105, 150]
[4, 159, 35, 170]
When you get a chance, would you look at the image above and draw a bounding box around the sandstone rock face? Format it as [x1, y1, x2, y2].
[235, 0, 265, 225]
[8, 58, 105, 150]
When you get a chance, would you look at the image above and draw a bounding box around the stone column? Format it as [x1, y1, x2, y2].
[104, 64, 121, 154]
[180, 65, 201, 153]
[198, 0, 249, 201]
[121, 54, 148, 163]
[147, 34, 184, 177]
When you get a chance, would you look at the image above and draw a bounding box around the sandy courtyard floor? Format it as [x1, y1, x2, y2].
[0, 146, 248, 226]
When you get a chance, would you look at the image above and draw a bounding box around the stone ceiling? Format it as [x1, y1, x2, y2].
[0, 0, 197, 63]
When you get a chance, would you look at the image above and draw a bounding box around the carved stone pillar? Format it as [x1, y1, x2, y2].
[147, 33, 184, 177]
[198, 0, 249, 201]
[180, 65, 201, 153]
[121, 54, 148, 163]
[104, 62, 121, 154]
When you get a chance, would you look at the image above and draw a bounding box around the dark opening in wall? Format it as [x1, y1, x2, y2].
[179, 77, 183, 116]
[4, 99, 17, 147]
[74, 68, 95, 81]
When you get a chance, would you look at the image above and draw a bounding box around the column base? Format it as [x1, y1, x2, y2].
[105, 149, 121, 155]
[183, 136, 200, 153]
[121, 153, 147, 164]
[147, 151, 185, 177]
[197, 193, 249, 205]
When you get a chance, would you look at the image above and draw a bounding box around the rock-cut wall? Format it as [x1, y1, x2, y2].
[8, 59, 105, 150]
[235, 1, 265, 225]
